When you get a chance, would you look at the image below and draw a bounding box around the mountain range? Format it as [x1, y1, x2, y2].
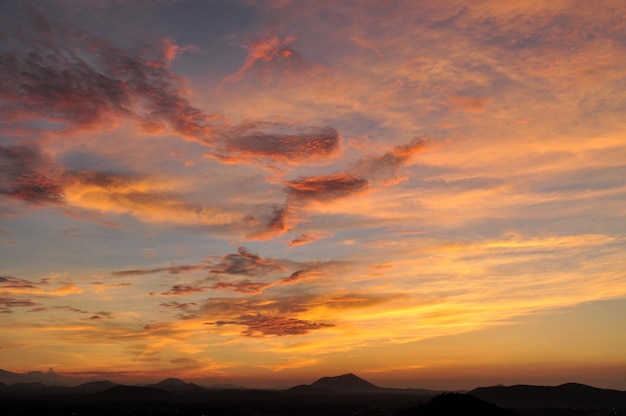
[2, 368, 626, 410]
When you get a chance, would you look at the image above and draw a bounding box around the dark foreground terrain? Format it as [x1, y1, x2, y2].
[1, 372, 625, 416]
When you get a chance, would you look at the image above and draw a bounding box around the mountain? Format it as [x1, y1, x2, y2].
[73, 380, 117, 394]
[147, 377, 203, 392]
[0, 369, 26, 385]
[310, 373, 381, 393]
[470, 383, 626, 409]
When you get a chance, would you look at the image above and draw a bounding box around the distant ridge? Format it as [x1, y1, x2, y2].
[0, 369, 23, 385]
[470, 383, 626, 408]
[154, 377, 187, 386]
[147, 377, 202, 392]
[73, 380, 117, 394]
[310, 373, 380, 393]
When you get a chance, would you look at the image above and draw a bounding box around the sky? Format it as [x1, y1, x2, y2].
[1, 0, 626, 391]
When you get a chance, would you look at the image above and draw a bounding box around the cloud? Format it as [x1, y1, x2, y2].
[286, 173, 370, 201]
[0, 274, 82, 296]
[90, 282, 131, 294]
[198, 287, 397, 338]
[65, 170, 243, 226]
[350, 138, 427, 183]
[288, 233, 332, 247]
[208, 268, 313, 295]
[210, 121, 340, 164]
[448, 94, 490, 113]
[0, 10, 213, 140]
[0, 275, 39, 290]
[253, 138, 427, 237]
[164, 248, 310, 296]
[220, 35, 316, 86]
[0, 296, 39, 313]
[161, 284, 209, 296]
[209, 246, 285, 276]
[111, 264, 206, 277]
[159, 301, 198, 312]
[278, 270, 310, 285]
[210, 280, 270, 295]
[209, 315, 334, 337]
[0, 145, 64, 205]
[28, 305, 90, 314]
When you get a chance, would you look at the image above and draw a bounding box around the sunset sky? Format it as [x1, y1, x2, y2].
[1, 0, 626, 390]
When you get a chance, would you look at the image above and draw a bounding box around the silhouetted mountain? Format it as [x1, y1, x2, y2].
[0, 369, 26, 385]
[470, 383, 626, 409]
[95, 385, 172, 400]
[396, 392, 520, 416]
[73, 380, 117, 394]
[310, 373, 381, 393]
[8, 382, 48, 394]
[155, 377, 187, 386]
[147, 377, 203, 392]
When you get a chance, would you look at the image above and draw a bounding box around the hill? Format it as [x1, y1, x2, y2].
[310, 373, 381, 393]
[146, 377, 203, 392]
[470, 383, 626, 409]
[73, 380, 117, 394]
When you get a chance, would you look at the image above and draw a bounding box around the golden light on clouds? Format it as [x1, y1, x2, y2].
[1, 0, 625, 390]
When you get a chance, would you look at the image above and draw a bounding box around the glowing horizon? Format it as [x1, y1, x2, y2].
[1, 0, 625, 391]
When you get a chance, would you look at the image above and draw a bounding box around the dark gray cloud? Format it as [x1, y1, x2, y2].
[161, 284, 208, 296]
[0, 9, 213, 139]
[253, 138, 427, 237]
[209, 246, 285, 276]
[211, 122, 340, 164]
[215, 315, 334, 337]
[210, 280, 270, 295]
[0, 296, 39, 313]
[111, 264, 207, 277]
[0, 145, 64, 205]
[279, 270, 309, 284]
[28, 305, 89, 314]
[0, 275, 39, 289]
[159, 301, 198, 312]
